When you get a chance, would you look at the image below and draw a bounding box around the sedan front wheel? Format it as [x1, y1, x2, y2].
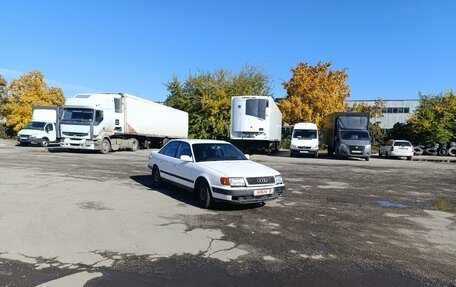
[197, 181, 213, 209]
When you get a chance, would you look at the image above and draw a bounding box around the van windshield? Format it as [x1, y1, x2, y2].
[62, 108, 94, 123]
[293, 129, 317, 139]
[340, 131, 370, 141]
[23, 122, 45, 130]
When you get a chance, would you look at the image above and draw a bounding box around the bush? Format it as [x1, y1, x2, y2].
[0, 124, 11, 139]
[280, 134, 291, 149]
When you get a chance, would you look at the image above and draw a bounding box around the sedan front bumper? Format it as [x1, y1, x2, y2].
[212, 185, 285, 204]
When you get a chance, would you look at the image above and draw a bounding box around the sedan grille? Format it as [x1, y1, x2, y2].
[246, 176, 275, 185]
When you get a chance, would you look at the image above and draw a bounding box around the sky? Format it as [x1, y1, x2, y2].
[0, 0, 455, 102]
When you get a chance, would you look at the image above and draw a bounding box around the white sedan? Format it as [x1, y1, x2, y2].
[148, 139, 285, 208]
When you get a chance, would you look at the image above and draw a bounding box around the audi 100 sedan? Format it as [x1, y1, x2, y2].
[148, 139, 285, 208]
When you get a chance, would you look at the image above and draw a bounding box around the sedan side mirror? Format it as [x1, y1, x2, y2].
[244, 154, 250, 160]
[180, 155, 193, 162]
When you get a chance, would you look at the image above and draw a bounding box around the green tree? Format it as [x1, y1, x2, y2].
[408, 91, 456, 145]
[165, 66, 272, 139]
[278, 62, 350, 127]
[1, 70, 65, 133]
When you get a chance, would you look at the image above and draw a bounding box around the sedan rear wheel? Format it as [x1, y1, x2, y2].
[152, 166, 161, 187]
[197, 180, 213, 209]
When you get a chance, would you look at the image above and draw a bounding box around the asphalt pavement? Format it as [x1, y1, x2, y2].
[0, 139, 455, 287]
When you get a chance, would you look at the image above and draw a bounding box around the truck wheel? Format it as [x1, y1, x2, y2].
[378, 150, 382, 157]
[41, 138, 49, 147]
[130, 138, 139, 151]
[407, 156, 413, 161]
[197, 180, 213, 209]
[100, 138, 111, 154]
[365, 157, 370, 161]
[151, 166, 161, 187]
[314, 151, 318, 158]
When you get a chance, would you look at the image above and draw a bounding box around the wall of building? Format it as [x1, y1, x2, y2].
[345, 99, 419, 130]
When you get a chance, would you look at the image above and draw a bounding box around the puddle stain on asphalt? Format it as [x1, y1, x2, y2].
[377, 200, 407, 208]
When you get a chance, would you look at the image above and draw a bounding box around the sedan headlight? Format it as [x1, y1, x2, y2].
[274, 175, 283, 185]
[220, 177, 246, 187]
[340, 143, 348, 149]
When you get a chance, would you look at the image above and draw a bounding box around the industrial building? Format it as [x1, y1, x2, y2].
[345, 99, 419, 131]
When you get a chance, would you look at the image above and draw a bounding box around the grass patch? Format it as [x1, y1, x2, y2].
[432, 198, 456, 213]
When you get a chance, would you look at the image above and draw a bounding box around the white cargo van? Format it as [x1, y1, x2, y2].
[17, 106, 62, 147]
[290, 122, 319, 157]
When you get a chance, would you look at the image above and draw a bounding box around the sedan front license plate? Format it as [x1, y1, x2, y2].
[299, 150, 309, 153]
[254, 189, 272, 196]
[351, 150, 362, 154]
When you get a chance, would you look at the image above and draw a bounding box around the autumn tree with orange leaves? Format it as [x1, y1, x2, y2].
[1, 71, 65, 134]
[279, 62, 350, 127]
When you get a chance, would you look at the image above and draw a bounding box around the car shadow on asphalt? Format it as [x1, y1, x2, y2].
[130, 175, 264, 211]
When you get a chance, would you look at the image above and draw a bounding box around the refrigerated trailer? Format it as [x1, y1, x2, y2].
[60, 93, 188, 153]
[230, 95, 282, 153]
[17, 106, 62, 147]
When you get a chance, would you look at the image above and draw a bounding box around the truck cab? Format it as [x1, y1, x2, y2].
[336, 129, 371, 160]
[290, 122, 319, 157]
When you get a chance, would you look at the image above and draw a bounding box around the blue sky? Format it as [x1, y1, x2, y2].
[0, 0, 455, 102]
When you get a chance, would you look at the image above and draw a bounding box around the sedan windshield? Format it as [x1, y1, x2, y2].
[340, 131, 370, 141]
[192, 143, 247, 162]
[62, 108, 94, 122]
[23, 122, 45, 130]
[293, 129, 317, 139]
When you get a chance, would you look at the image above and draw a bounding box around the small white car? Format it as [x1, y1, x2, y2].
[148, 139, 285, 208]
[379, 139, 414, 160]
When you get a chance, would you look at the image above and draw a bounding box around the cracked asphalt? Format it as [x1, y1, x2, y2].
[0, 139, 455, 287]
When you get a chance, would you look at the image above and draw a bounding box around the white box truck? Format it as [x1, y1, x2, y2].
[230, 95, 282, 153]
[290, 122, 319, 158]
[17, 106, 62, 147]
[60, 93, 188, 153]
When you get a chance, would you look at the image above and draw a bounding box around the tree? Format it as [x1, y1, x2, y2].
[165, 65, 272, 139]
[351, 99, 385, 118]
[389, 122, 414, 142]
[407, 90, 456, 145]
[279, 62, 350, 127]
[0, 75, 6, 101]
[1, 71, 65, 133]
